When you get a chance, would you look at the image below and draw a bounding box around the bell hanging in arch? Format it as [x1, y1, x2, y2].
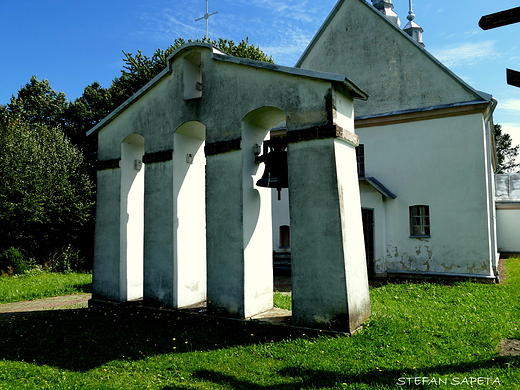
[255, 137, 288, 200]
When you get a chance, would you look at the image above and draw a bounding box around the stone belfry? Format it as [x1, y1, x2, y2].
[371, 0, 400, 26]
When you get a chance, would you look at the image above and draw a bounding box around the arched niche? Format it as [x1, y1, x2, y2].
[120, 133, 145, 301]
[241, 106, 286, 314]
[173, 121, 207, 306]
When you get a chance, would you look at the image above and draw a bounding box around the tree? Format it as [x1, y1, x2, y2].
[0, 37, 272, 269]
[6, 76, 69, 129]
[0, 110, 95, 266]
[494, 124, 520, 173]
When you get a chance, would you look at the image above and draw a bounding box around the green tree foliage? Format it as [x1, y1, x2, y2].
[0, 110, 95, 266]
[0, 37, 271, 270]
[6, 76, 69, 129]
[494, 123, 520, 173]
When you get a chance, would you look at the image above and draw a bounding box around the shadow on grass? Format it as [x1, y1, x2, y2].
[73, 282, 92, 293]
[163, 357, 519, 389]
[0, 305, 308, 372]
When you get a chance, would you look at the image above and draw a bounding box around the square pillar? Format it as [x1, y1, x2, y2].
[92, 163, 123, 301]
[143, 147, 206, 308]
[143, 156, 176, 307]
[287, 125, 371, 332]
[205, 138, 273, 318]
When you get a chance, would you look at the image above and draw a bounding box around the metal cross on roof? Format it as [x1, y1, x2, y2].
[195, 0, 218, 40]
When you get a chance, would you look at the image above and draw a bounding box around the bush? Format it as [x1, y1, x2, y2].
[0, 247, 29, 275]
[44, 245, 85, 273]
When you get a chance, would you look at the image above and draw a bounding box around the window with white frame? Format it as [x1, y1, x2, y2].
[410, 205, 430, 237]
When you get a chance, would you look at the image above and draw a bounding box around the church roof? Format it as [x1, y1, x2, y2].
[296, 0, 492, 117]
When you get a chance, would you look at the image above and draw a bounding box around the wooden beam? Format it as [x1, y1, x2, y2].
[479, 6, 520, 30]
[507, 69, 520, 88]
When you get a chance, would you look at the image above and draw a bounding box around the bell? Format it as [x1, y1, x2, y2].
[255, 138, 288, 200]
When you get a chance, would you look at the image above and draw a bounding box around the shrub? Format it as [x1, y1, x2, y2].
[0, 247, 29, 275]
[44, 245, 85, 273]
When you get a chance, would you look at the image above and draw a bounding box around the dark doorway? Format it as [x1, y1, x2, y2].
[361, 208, 375, 278]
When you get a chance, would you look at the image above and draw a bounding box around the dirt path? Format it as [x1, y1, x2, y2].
[0, 293, 91, 314]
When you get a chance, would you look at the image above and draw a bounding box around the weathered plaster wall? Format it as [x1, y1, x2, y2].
[357, 113, 494, 276]
[288, 136, 370, 331]
[297, 0, 483, 117]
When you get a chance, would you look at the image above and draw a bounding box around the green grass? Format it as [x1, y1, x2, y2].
[0, 272, 92, 304]
[0, 261, 519, 389]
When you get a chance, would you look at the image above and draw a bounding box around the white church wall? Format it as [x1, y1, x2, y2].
[357, 113, 495, 276]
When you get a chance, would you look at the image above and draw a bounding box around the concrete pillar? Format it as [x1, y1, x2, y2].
[205, 137, 273, 318]
[92, 164, 123, 301]
[143, 156, 175, 307]
[120, 136, 145, 301]
[287, 125, 371, 332]
[143, 133, 207, 308]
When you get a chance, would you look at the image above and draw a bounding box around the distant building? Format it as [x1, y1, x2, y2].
[495, 173, 520, 254]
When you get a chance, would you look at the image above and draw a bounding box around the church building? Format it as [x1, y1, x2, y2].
[272, 0, 499, 281]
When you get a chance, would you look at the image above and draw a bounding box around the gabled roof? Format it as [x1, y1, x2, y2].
[360, 176, 396, 199]
[296, 0, 492, 117]
[87, 42, 368, 136]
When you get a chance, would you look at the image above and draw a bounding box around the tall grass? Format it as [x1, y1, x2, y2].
[0, 272, 92, 304]
[0, 260, 518, 389]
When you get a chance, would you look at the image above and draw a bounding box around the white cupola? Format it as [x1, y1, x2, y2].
[371, 0, 401, 27]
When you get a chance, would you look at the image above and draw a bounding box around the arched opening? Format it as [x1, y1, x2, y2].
[120, 134, 145, 301]
[173, 121, 206, 307]
[241, 106, 286, 314]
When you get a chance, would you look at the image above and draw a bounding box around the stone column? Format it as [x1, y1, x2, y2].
[92, 161, 123, 301]
[205, 138, 273, 318]
[142, 151, 176, 307]
[287, 125, 371, 332]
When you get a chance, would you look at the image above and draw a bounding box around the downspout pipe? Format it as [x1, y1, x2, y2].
[486, 97, 500, 283]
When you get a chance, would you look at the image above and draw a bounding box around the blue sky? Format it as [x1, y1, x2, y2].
[1, 0, 519, 144]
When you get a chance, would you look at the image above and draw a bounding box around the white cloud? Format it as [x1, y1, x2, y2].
[243, 0, 321, 23]
[431, 40, 497, 68]
[498, 99, 520, 114]
[500, 124, 520, 150]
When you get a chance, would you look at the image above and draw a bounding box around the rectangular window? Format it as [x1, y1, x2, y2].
[279, 225, 290, 248]
[410, 205, 430, 237]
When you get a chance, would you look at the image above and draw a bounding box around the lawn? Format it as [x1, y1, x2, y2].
[0, 260, 519, 389]
[0, 272, 92, 304]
